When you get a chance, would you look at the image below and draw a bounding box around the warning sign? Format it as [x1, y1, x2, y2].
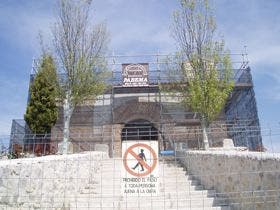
[122, 141, 159, 196]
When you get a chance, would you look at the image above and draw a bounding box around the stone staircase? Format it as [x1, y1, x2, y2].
[70, 158, 230, 210]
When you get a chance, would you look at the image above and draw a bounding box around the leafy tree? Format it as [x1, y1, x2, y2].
[170, 0, 234, 149]
[24, 54, 58, 134]
[52, 0, 109, 153]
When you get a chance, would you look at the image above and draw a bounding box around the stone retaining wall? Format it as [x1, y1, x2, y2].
[177, 150, 280, 210]
[0, 152, 108, 209]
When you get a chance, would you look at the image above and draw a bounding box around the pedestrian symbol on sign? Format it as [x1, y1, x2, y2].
[123, 143, 157, 177]
[132, 149, 146, 171]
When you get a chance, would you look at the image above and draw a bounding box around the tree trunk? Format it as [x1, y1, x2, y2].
[62, 92, 74, 154]
[201, 117, 209, 150]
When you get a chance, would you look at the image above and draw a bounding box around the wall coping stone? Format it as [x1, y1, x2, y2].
[0, 151, 109, 166]
[177, 150, 280, 160]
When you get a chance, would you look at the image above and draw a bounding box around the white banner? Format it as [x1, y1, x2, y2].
[121, 141, 159, 196]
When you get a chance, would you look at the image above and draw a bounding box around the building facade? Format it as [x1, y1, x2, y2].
[10, 54, 262, 157]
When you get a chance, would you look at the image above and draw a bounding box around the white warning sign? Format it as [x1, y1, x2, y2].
[121, 141, 159, 196]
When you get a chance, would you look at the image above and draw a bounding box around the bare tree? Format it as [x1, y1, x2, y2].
[171, 0, 233, 149]
[52, 0, 109, 153]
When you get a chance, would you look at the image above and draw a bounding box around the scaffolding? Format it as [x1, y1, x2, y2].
[10, 52, 262, 157]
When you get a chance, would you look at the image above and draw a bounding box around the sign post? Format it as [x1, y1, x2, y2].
[121, 141, 159, 196]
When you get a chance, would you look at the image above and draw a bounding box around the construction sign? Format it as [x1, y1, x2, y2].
[121, 141, 159, 196]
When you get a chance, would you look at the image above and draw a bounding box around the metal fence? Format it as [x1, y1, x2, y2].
[1, 125, 280, 210]
[3, 124, 280, 158]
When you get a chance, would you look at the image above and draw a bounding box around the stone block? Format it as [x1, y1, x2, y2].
[94, 144, 109, 154]
[223, 138, 234, 148]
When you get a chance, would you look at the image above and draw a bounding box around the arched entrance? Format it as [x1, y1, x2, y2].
[121, 119, 158, 141]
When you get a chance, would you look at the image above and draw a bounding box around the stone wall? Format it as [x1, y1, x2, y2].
[0, 152, 108, 209]
[177, 150, 280, 210]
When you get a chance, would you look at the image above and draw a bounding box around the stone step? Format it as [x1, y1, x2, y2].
[160, 190, 217, 198]
[77, 189, 217, 198]
[96, 170, 187, 175]
[88, 182, 202, 188]
[93, 175, 190, 180]
[75, 158, 229, 210]
[4, 205, 230, 210]
[100, 160, 184, 166]
[160, 179, 199, 184]
[91, 175, 197, 181]
[89, 180, 200, 188]
[162, 185, 205, 191]
[67, 207, 230, 210]
[122, 195, 219, 202]
[99, 162, 185, 168]
[97, 166, 186, 171]
[159, 172, 188, 176]
[68, 197, 216, 208]
[82, 182, 204, 189]
[68, 196, 217, 202]
[95, 171, 187, 177]
[159, 168, 186, 172]
[161, 175, 194, 180]
[94, 172, 122, 175]
[81, 186, 205, 195]
[95, 168, 187, 173]
[0, 199, 229, 210]
[101, 160, 183, 165]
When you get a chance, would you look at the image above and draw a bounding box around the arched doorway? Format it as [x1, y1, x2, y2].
[121, 119, 158, 141]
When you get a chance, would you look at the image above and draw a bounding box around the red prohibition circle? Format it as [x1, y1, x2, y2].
[123, 143, 157, 177]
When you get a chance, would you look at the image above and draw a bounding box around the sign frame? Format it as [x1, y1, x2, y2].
[121, 140, 159, 196]
[122, 63, 149, 87]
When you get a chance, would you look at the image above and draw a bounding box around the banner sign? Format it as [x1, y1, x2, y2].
[122, 63, 149, 87]
[121, 141, 159, 196]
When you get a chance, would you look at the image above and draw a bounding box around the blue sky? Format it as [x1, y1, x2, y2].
[0, 0, 279, 149]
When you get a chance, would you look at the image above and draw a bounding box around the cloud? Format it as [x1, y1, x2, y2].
[214, 0, 280, 105]
[0, 0, 178, 55]
[258, 71, 280, 102]
[0, 1, 54, 54]
[0, 75, 29, 135]
[93, 0, 178, 54]
[0, 123, 12, 136]
[216, 1, 280, 67]
[250, 46, 280, 67]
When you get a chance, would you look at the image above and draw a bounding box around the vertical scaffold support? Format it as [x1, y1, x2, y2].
[111, 52, 116, 158]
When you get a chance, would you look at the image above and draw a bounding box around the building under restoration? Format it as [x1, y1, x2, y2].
[10, 53, 262, 157]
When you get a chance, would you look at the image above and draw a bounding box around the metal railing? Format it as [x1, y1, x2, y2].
[4, 124, 280, 159]
[1, 124, 280, 210]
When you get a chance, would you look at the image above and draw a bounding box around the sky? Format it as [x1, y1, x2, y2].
[0, 0, 279, 149]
